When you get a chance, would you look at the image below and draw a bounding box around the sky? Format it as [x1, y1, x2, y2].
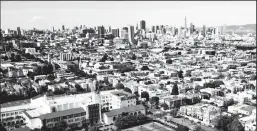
[1, 1, 256, 30]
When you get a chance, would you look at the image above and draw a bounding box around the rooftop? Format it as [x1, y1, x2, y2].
[39, 107, 86, 120]
[104, 104, 145, 117]
[0, 99, 30, 108]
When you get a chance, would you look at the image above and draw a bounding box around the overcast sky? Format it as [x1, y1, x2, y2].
[1, 1, 256, 30]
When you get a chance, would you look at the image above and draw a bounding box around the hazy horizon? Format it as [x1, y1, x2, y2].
[1, 1, 256, 30]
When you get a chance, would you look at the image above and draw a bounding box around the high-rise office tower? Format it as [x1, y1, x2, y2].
[98, 26, 105, 38]
[109, 26, 112, 33]
[155, 26, 159, 33]
[190, 23, 194, 35]
[136, 23, 139, 30]
[17, 27, 21, 36]
[151, 26, 155, 33]
[120, 29, 128, 39]
[52, 26, 55, 32]
[202, 25, 206, 37]
[140, 20, 146, 30]
[128, 26, 135, 44]
[185, 16, 187, 29]
[62, 25, 65, 31]
[112, 29, 119, 38]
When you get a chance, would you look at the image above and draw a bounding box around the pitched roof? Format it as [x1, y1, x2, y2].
[104, 105, 145, 117]
[39, 107, 85, 120]
[0, 99, 31, 108]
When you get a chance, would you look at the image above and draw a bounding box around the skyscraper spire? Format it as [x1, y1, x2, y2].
[185, 16, 187, 29]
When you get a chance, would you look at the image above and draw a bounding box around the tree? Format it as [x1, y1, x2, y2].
[15, 55, 22, 62]
[123, 87, 132, 93]
[141, 91, 149, 101]
[10, 53, 15, 61]
[194, 125, 202, 131]
[224, 98, 235, 108]
[141, 66, 150, 71]
[150, 96, 159, 106]
[215, 115, 234, 131]
[131, 54, 136, 60]
[47, 74, 56, 81]
[82, 119, 89, 131]
[75, 84, 84, 92]
[228, 119, 245, 131]
[166, 59, 173, 64]
[171, 83, 179, 95]
[100, 53, 108, 62]
[176, 125, 189, 131]
[178, 70, 184, 79]
[2, 55, 8, 61]
[115, 83, 125, 90]
[39, 85, 48, 94]
[0, 125, 7, 131]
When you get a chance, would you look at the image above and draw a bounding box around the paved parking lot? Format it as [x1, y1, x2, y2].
[122, 122, 175, 131]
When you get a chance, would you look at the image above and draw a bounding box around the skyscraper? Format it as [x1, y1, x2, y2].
[109, 26, 112, 33]
[190, 23, 194, 35]
[111, 29, 119, 38]
[17, 27, 21, 36]
[140, 20, 146, 30]
[120, 29, 128, 39]
[98, 26, 105, 38]
[62, 25, 65, 31]
[155, 26, 159, 33]
[128, 26, 135, 44]
[202, 25, 206, 37]
[151, 26, 155, 33]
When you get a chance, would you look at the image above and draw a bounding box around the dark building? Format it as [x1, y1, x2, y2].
[190, 23, 195, 34]
[88, 104, 100, 125]
[140, 20, 146, 30]
[155, 26, 159, 31]
[17, 27, 21, 36]
[13, 31, 18, 37]
[111, 29, 119, 38]
[151, 26, 155, 33]
[98, 26, 105, 38]
[62, 25, 65, 31]
[202, 25, 206, 37]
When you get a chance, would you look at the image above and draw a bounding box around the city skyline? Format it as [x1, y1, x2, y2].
[1, 1, 256, 30]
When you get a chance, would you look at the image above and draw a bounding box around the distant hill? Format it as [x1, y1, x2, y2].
[225, 24, 256, 35]
[196, 24, 256, 35]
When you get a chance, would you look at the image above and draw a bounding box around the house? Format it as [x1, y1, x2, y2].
[111, 91, 137, 110]
[102, 105, 145, 125]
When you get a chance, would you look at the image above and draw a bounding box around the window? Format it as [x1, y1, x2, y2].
[6, 113, 9, 117]
[1, 114, 5, 117]
[15, 112, 18, 115]
[11, 113, 14, 116]
[75, 118, 80, 122]
[74, 114, 80, 117]
[68, 119, 73, 123]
